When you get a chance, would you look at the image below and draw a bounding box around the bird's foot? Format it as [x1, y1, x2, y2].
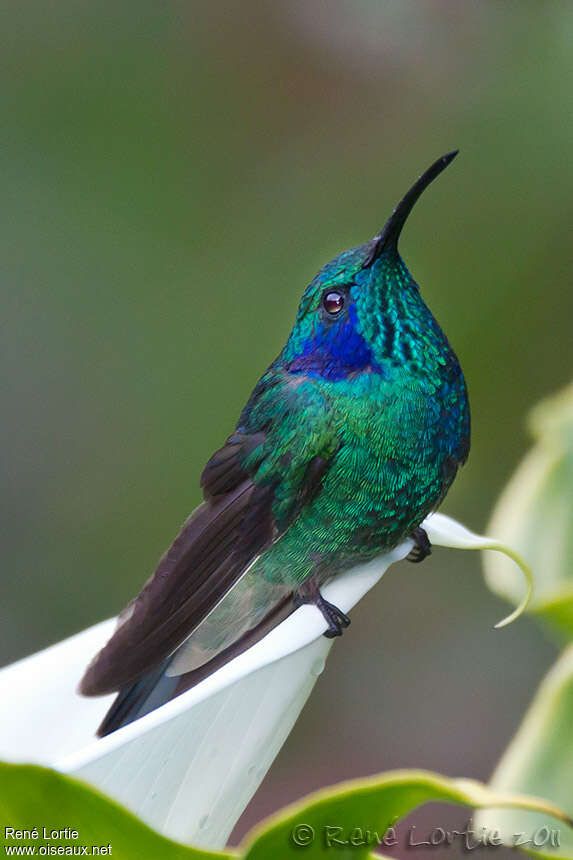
[406, 526, 432, 563]
[294, 579, 351, 638]
[318, 595, 351, 638]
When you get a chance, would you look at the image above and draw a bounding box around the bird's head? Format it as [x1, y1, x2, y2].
[282, 152, 458, 381]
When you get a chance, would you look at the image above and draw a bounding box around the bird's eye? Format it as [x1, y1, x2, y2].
[322, 290, 345, 316]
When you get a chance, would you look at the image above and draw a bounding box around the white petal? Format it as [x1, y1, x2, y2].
[0, 513, 533, 849]
[0, 541, 412, 848]
[424, 512, 534, 627]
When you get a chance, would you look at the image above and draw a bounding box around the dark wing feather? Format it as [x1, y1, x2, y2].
[173, 593, 295, 696]
[80, 433, 276, 696]
[200, 431, 265, 498]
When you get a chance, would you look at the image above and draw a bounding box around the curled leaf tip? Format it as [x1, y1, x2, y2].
[421, 514, 535, 630]
[488, 542, 534, 629]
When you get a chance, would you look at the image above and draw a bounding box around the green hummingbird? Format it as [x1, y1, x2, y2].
[81, 151, 470, 736]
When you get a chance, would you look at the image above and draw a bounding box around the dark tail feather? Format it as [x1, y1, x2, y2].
[96, 594, 294, 737]
[97, 657, 178, 737]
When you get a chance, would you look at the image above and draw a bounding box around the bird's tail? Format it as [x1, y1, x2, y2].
[96, 657, 178, 737]
[96, 592, 295, 737]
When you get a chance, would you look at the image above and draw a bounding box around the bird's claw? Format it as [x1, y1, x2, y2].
[293, 580, 351, 637]
[317, 595, 351, 638]
[406, 526, 432, 563]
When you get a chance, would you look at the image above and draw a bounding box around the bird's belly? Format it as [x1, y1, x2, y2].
[256, 444, 445, 586]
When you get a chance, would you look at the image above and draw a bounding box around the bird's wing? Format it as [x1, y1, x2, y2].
[80, 374, 337, 697]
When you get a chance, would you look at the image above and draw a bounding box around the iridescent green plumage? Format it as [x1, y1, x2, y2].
[239, 248, 469, 586]
[81, 152, 470, 735]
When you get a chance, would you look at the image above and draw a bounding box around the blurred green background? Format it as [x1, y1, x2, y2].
[2, 0, 572, 852]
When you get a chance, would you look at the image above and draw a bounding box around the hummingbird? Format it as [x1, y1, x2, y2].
[80, 151, 470, 736]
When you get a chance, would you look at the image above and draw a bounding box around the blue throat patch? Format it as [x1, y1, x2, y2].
[286, 305, 382, 381]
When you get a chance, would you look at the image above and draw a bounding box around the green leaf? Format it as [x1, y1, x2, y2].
[483, 381, 573, 640]
[239, 769, 572, 859]
[1, 762, 570, 859]
[475, 645, 573, 857]
[0, 762, 231, 860]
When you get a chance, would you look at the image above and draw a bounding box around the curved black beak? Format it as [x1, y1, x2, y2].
[364, 150, 458, 266]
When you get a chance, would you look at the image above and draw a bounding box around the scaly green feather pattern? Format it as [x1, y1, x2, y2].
[235, 241, 470, 586]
